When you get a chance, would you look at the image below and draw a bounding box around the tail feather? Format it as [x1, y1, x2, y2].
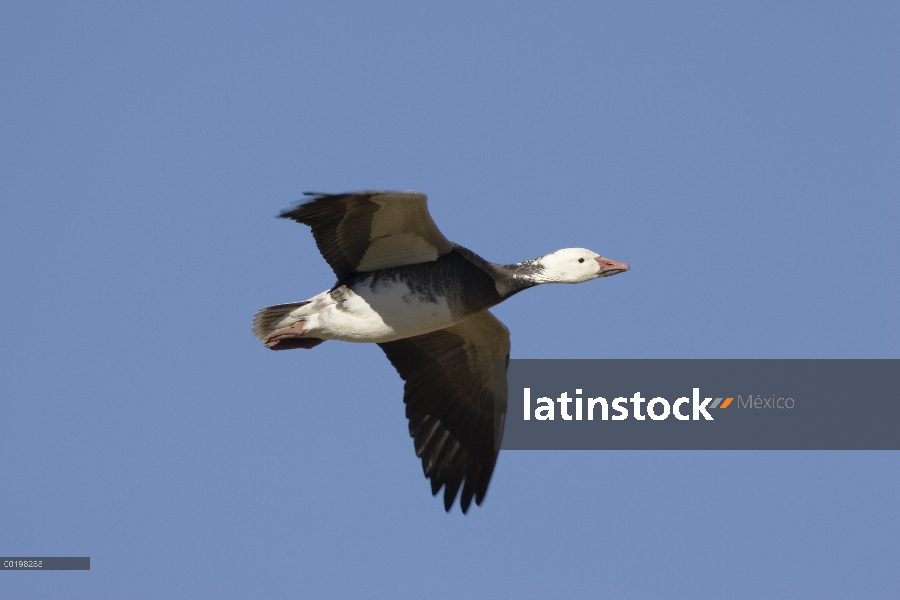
[252, 301, 310, 342]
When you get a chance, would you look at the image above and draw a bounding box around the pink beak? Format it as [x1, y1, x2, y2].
[594, 256, 630, 277]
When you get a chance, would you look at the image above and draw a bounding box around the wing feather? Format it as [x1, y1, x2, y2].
[280, 191, 454, 279]
[378, 310, 510, 513]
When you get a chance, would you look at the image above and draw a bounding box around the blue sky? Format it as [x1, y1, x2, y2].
[2, 1, 898, 598]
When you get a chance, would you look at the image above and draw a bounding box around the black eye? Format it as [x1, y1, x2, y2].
[578, 258, 585, 263]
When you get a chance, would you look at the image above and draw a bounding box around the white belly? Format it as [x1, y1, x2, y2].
[298, 279, 458, 343]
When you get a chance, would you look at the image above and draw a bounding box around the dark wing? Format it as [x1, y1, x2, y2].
[378, 310, 510, 513]
[280, 191, 455, 279]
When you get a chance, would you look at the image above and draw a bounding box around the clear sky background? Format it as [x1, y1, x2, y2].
[2, 1, 898, 598]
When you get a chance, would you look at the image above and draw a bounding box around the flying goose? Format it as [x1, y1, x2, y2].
[252, 191, 629, 512]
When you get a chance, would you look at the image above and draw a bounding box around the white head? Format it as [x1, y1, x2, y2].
[532, 248, 630, 284]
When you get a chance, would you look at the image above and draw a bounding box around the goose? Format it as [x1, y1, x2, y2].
[252, 191, 629, 513]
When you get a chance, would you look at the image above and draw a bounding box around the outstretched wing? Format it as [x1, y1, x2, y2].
[378, 310, 510, 513]
[279, 191, 455, 279]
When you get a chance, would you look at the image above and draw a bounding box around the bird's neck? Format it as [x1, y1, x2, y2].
[450, 245, 538, 300]
[491, 258, 550, 298]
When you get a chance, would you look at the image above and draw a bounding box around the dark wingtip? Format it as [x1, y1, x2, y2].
[277, 192, 331, 219]
[275, 204, 297, 219]
[460, 485, 475, 514]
